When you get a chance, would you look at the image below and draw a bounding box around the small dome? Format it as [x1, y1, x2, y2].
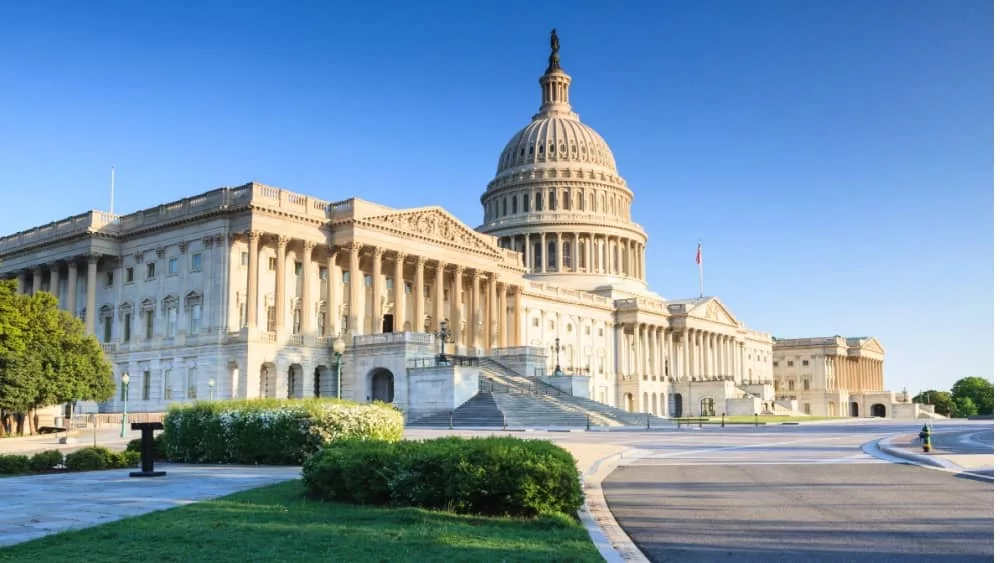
[495, 117, 618, 176]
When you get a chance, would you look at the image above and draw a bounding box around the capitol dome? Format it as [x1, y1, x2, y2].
[478, 30, 650, 295]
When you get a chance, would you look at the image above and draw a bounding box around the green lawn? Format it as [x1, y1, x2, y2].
[0, 480, 603, 563]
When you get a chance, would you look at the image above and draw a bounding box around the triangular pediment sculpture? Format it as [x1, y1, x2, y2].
[358, 207, 503, 257]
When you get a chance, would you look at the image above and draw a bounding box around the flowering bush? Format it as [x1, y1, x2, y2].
[164, 398, 404, 465]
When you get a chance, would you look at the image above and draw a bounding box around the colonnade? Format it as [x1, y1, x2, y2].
[614, 324, 746, 382]
[496, 232, 645, 280]
[831, 355, 883, 392]
[11, 256, 98, 334]
[243, 232, 524, 352]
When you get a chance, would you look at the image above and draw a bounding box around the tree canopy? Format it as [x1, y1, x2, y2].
[0, 279, 114, 435]
[950, 376, 993, 416]
[912, 390, 955, 416]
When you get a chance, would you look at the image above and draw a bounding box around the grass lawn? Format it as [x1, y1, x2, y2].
[0, 480, 603, 563]
[710, 415, 843, 423]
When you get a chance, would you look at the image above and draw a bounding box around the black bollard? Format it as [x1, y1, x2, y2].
[129, 421, 166, 478]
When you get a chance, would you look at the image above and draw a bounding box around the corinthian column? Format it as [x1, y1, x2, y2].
[348, 242, 363, 335]
[486, 273, 497, 352]
[246, 232, 260, 328]
[469, 269, 480, 351]
[413, 257, 426, 332]
[434, 261, 445, 329]
[301, 242, 315, 334]
[327, 247, 340, 336]
[370, 247, 385, 333]
[85, 255, 98, 335]
[274, 236, 289, 332]
[393, 252, 405, 332]
[498, 282, 507, 348]
[66, 261, 78, 315]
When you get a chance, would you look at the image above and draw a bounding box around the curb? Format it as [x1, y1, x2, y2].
[577, 448, 650, 563]
[874, 434, 951, 469]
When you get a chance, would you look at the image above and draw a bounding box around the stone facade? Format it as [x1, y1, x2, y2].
[0, 34, 910, 420]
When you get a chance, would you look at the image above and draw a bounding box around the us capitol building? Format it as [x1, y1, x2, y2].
[0, 32, 927, 423]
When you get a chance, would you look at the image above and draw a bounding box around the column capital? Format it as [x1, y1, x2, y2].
[348, 241, 364, 254]
[414, 256, 428, 266]
[201, 236, 215, 248]
[275, 235, 290, 248]
[86, 254, 100, 265]
[303, 240, 317, 251]
[394, 250, 407, 261]
[247, 230, 263, 241]
[370, 246, 385, 258]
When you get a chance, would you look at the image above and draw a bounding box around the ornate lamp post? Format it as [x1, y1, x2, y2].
[332, 336, 346, 399]
[551, 337, 563, 376]
[435, 320, 453, 364]
[208, 378, 216, 401]
[119, 373, 130, 438]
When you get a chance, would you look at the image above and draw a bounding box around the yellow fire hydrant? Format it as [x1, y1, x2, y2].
[918, 424, 932, 453]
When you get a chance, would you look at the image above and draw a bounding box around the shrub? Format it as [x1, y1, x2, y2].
[126, 434, 168, 460]
[29, 450, 64, 471]
[65, 448, 108, 471]
[0, 454, 31, 474]
[164, 398, 404, 465]
[302, 437, 584, 518]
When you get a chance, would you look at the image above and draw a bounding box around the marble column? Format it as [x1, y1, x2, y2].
[66, 261, 78, 316]
[49, 265, 59, 303]
[413, 257, 426, 332]
[469, 269, 480, 351]
[246, 232, 260, 328]
[434, 261, 445, 330]
[327, 247, 340, 337]
[497, 282, 507, 348]
[512, 285, 522, 345]
[301, 242, 315, 335]
[85, 255, 98, 335]
[370, 247, 385, 333]
[273, 236, 289, 332]
[573, 233, 580, 272]
[348, 242, 363, 335]
[555, 233, 563, 272]
[451, 265, 463, 344]
[392, 252, 405, 332]
[540, 235, 547, 272]
[615, 324, 625, 375]
[486, 273, 497, 352]
[31, 267, 41, 294]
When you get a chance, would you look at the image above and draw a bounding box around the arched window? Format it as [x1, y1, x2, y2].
[547, 241, 556, 269]
[523, 193, 529, 212]
[562, 191, 570, 210]
[562, 242, 572, 267]
[578, 241, 587, 269]
[577, 191, 584, 210]
[548, 190, 556, 211]
[535, 192, 543, 211]
[533, 242, 542, 271]
[511, 196, 517, 214]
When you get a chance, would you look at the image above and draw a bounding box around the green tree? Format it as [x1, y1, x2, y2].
[953, 396, 979, 418]
[913, 390, 956, 416]
[950, 377, 993, 416]
[0, 281, 114, 435]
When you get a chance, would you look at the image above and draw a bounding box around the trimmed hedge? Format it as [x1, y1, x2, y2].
[164, 398, 404, 465]
[302, 437, 584, 518]
[64, 447, 140, 471]
[126, 434, 168, 460]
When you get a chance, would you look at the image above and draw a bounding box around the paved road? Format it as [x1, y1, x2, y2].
[603, 422, 994, 563]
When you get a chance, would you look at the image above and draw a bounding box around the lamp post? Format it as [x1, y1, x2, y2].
[120, 373, 130, 438]
[435, 320, 453, 364]
[332, 336, 346, 399]
[551, 337, 563, 376]
[208, 378, 216, 401]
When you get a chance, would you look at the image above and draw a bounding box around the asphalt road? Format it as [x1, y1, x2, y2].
[603, 424, 994, 563]
[929, 427, 994, 455]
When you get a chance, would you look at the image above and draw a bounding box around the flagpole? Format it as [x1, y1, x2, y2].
[697, 240, 704, 298]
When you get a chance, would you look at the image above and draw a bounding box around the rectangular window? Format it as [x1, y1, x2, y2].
[168, 258, 178, 275]
[241, 252, 249, 266]
[802, 359, 809, 367]
[318, 312, 327, 336]
[512, 197, 518, 214]
[386, 278, 393, 291]
[146, 262, 156, 279]
[502, 199, 507, 216]
[187, 367, 197, 399]
[104, 271, 114, 287]
[364, 275, 372, 288]
[125, 267, 134, 283]
[189, 304, 202, 334]
[239, 302, 247, 328]
[141, 369, 151, 401]
[342, 271, 350, 283]
[266, 306, 276, 332]
[803, 403, 811, 415]
[166, 307, 177, 337]
[123, 313, 131, 342]
[191, 253, 203, 272]
[786, 361, 794, 367]
[103, 317, 112, 343]
[523, 193, 530, 211]
[404, 282, 412, 295]
[423, 285, 430, 298]
[292, 309, 301, 335]
[294, 262, 302, 276]
[268, 257, 276, 271]
[163, 368, 172, 400]
[319, 267, 328, 280]
[145, 312, 154, 339]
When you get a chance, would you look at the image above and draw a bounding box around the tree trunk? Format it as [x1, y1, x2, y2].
[14, 412, 24, 436]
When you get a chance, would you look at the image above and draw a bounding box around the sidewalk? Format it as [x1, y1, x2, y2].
[877, 433, 994, 473]
[0, 429, 136, 455]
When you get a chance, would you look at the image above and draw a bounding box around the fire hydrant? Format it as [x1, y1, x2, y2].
[918, 424, 932, 453]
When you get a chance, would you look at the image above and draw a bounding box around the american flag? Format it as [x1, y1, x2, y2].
[695, 242, 702, 265]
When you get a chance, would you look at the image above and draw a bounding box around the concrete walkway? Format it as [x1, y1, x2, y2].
[877, 433, 994, 477]
[0, 464, 301, 548]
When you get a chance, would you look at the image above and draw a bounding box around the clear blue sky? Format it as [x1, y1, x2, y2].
[0, 1, 991, 393]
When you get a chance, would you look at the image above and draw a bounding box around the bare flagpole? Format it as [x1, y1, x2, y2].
[696, 240, 704, 298]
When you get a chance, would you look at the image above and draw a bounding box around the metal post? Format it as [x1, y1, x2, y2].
[502, 413, 507, 430]
[449, 410, 454, 430]
[120, 374, 130, 438]
[721, 412, 726, 428]
[336, 355, 343, 399]
[586, 415, 590, 431]
[754, 413, 759, 428]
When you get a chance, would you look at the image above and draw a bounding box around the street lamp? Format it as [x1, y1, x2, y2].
[120, 373, 130, 438]
[435, 321, 453, 364]
[551, 337, 563, 376]
[333, 336, 346, 399]
[208, 378, 216, 401]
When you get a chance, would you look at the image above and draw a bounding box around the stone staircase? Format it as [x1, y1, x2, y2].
[411, 355, 672, 428]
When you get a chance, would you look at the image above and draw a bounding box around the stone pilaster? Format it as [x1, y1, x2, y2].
[246, 231, 261, 328]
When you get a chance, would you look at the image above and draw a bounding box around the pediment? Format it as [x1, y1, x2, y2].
[357, 207, 503, 258]
[861, 337, 885, 354]
[691, 298, 741, 327]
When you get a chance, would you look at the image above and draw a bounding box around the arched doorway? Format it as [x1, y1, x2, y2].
[260, 363, 277, 398]
[287, 364, 303, 399]
[850, 402, 860, 417]
[623, 393, 634, 412]
[369, 368, 394, 403]
[313, 366, 323, 398]
[870, 403, 887, 418]
[381, 314, 393, 333]
[671, 393, 683, 417]
[700, 397, 716, 417]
